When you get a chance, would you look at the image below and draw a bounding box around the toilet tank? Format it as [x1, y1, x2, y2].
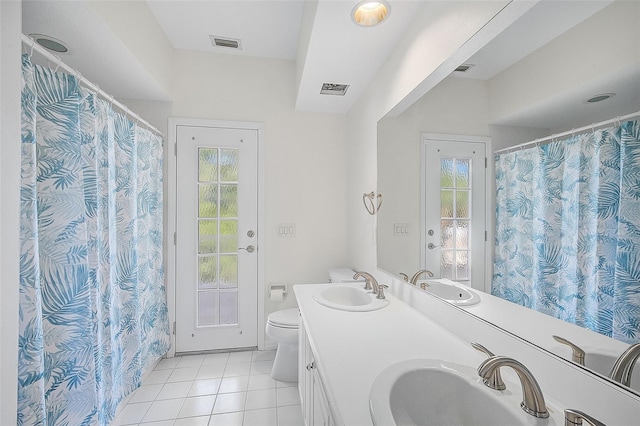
[329, 268, 364, 283]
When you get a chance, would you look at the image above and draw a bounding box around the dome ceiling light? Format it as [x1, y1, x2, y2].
[352, 1, 390, 27]
[586, 93, 616, 103]
[29, 33, 68, 53]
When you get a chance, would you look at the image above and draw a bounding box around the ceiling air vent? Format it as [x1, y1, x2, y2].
[454, 64, 475, 73]
[320, 83, 350, 96]
[210, 35, 242, 50]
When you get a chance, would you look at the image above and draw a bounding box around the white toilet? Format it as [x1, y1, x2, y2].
[266, 308, 300, 382]
[266, 268, 360, 382]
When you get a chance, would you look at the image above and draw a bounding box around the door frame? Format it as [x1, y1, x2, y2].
[167, 117, 265, 357]
[420, 133, 493, 293]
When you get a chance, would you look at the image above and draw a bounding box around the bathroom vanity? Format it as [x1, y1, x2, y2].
[294, 281, 640, 425]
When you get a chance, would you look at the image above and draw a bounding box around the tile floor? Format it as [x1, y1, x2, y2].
[112, 350, 303, 426]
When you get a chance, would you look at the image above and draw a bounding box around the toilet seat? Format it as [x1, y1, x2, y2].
[267, 308, 299, 329]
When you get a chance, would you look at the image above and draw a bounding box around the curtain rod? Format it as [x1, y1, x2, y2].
[494, 110, 640, 154]
[21, 34, 163, 138]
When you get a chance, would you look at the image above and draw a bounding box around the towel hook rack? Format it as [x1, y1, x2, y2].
[363, 191, 383, 215]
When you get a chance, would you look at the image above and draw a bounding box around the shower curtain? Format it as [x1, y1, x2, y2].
[493, 119, 640, 344]
[18, 54, 170, 425]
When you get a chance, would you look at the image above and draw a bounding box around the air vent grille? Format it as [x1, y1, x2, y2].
[320, 83, 350, 96]
[210, 35, 242, 50]
[454, 64, 474, 73]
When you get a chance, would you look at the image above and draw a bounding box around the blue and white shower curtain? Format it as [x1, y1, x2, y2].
[493, 119, 640, 344]
[18, 54, 170, 425]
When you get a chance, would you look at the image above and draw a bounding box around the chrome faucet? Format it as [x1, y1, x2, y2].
[353, 271, 388, 299]
[471, 343, 505, 390]
[564, 408, 606, 426]
[609, 342, 640, 388]
[478, 356, 549, 418]
[410, 269, 434, 285]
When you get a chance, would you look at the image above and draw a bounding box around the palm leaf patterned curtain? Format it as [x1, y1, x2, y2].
[493, 119, 640, 345]
[18, 54, 170, 425]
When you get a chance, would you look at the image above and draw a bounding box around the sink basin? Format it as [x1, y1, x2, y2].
[313, 285, 390, 312]
[419, 279, 480, 306]
[370, 359, 558, 426]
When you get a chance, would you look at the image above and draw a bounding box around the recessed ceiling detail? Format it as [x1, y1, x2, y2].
[351, 1, 391, 27]
[586, 93, 616, 103]
[30, 33, 68, 53]
[320, 83, 350, 96]
[210, 35, 242, 50]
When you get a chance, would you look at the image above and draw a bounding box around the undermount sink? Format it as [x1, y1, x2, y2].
[313, 285, 390, 312]
[369, 359, 559, 426]
[419, 279, 480, 306]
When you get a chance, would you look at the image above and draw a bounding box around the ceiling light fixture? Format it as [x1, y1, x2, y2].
[586, 93, 616, 103]
[352, 1, 390, 27]
[29, 33, 68, 53]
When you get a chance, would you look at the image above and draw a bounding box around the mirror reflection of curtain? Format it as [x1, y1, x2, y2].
[493, 119, 640, 345]
[18, 54, 170, 425]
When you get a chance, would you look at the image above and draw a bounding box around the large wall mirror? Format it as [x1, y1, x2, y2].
[377, 0, 640, 395]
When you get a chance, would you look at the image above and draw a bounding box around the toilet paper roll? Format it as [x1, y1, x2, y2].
[270, 289, 284, 302]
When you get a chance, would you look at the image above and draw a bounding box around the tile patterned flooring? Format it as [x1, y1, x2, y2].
[112, 350, 303, 426]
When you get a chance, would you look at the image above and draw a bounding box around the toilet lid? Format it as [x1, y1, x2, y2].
[267, 308, 299, 328]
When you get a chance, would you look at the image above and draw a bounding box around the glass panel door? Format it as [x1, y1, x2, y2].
[197, 148, 239, 326]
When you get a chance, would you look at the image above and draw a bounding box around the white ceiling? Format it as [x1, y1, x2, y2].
[146, 1, 305, 61]
[21, 0, 638, 129]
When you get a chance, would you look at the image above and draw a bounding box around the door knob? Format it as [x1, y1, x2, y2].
[427, 243, 440, 250]
[239, 245, 255, 253]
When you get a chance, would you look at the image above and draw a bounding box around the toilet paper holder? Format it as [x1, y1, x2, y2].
[269, 284, 287, 299]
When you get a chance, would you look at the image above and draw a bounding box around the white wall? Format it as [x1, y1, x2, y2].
[168, 49, 349, 326]
[0, 0, 21, 423]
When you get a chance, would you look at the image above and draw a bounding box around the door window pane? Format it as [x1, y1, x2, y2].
[220, 185, 238, 217]
[199, 184, 218, 217]
[219, 255, 238, 289]
[198, 220, 218, 254]
[441, 190, 454, 218]
[220, 149, 239, 182]
[441, 159, 454, 187]
[219, 291, 238, 325]
[198, 291, 219, 326]
[456, 191, 470, 218]
[199, 256, 217, 289]
[456, 159, 470, 188]
[456, 220, 470, 249]
[219, 220, 238, 253]
[199, 148, 218, 182]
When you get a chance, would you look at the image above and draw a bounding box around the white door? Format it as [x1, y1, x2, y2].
[176, 125, 258, 352]
[422, 135, 486, 290]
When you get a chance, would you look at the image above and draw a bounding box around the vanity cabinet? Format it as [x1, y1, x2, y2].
[299, 315, 335, 426]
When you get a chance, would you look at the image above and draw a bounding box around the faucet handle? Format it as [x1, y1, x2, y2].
[376, 284, 388, 300]
[564, 408, 606, 426]
[399, 273, 409, 282]
[553, 335, 586, 365]
[471, 343, 505, 390]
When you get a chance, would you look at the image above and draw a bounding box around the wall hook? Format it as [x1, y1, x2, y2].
[363, 191, 383, 215]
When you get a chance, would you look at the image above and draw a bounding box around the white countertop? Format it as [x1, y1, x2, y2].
[294, 282, 496, 425]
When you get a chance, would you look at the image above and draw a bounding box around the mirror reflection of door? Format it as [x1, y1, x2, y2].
[422, 134, 487, 291]
[176, 125, 259, 353]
